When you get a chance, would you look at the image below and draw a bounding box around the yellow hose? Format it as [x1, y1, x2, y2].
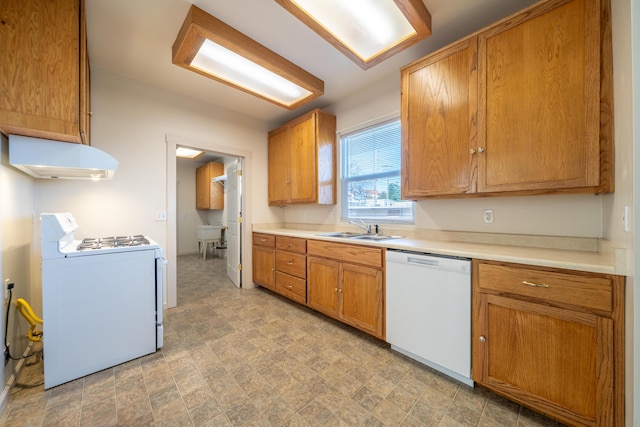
[15, 298, 43, 342]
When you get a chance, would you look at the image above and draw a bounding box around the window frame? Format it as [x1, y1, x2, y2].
[339, 117, 414, 224]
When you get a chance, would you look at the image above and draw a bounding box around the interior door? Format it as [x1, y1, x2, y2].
[226, 161, 241, 287]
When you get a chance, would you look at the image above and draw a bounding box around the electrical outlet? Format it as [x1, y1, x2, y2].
[623, 206, 630, 232]
[4, 279, 10, 300]
[483, 209, 494, 224]
[155, 211, 167, 221]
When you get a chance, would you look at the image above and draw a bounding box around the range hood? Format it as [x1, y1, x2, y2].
[8, 135, 118, 180]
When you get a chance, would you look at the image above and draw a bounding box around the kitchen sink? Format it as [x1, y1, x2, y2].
[350, 234, 403, 241]
[316, 231, 366, 238]
[316, 232, 403, 241]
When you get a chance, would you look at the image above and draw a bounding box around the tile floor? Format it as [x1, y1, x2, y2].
[0, 254, 565, 426]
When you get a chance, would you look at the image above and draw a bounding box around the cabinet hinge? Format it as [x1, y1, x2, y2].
[238, 263, 242, 271]
[238, 217, 243, 224]
[237, 169, 242, 177]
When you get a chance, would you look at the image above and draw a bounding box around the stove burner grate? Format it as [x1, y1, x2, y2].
[77, 235, 150, 251]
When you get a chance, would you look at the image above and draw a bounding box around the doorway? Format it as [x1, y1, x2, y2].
[165, 134, 254, 309]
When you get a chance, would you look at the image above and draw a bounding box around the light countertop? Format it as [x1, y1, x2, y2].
[252, 226, 626, 276]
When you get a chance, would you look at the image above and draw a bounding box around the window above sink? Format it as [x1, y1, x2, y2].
[340, 118, 414, 224]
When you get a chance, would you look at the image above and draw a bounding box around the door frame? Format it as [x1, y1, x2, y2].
[165, 134, 254, 309]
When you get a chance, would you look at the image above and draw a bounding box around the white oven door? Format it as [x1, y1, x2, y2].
[43, 249, 157, 389]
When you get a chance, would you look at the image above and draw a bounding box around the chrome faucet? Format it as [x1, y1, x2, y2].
[349, 219, 371, 234]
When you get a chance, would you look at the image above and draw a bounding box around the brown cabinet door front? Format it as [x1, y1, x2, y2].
[475, 294, 612, 426]
[478, 0, 601, 192]
[340, 263, 383, 339]
[402, 38, 478, 197]
[289, 115, 317, 204]
[268, 128, 291, 204]
[252, 245, 275, 291]
[307, 256, 340, 318]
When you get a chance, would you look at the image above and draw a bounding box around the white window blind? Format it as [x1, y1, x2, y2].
[340, 119, 414, 222]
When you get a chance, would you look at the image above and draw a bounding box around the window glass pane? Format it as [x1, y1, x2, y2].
[341, 119, 414, 223]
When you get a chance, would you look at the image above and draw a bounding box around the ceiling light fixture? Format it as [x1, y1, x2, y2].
[172, 5, 324, 110]
[274, 0, 432, 70]
[176, 147, 204, 159]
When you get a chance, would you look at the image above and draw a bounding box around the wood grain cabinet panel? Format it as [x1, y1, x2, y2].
[473, 260, 624, 427]
[268, 109, 336, 206]
[478, 0, 606, 193]
[402, 38, 478, 198]
[196, 162, 224, 210]
[401, 0, 613, 198]
[307, 240, 384, 339]
[252, 233, 275, 291]
[0, 0, 91, 144]
[275, 271, 306, 305]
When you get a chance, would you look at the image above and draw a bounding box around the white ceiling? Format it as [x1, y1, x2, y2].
[86, 0, 539, 128]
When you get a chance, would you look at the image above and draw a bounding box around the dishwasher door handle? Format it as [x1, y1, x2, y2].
[406, 257, 441, 267]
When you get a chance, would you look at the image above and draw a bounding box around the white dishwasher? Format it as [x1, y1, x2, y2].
[386, 250, 472, 386]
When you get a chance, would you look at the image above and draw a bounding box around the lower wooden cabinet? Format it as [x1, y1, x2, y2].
[274, 236, 307, 304]
[252, 233, 275, 291]
[307, 241, 384, 339]
[472, 260, 624, 427]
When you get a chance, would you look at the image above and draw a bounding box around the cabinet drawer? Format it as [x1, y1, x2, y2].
[308, 240, 383, 268]
[275, 251, 306, 278]
[253, 233, 275, 248]
[276, 236, 306, 254]
[275, 272, 306, 304]
[477, 262, 613, 313]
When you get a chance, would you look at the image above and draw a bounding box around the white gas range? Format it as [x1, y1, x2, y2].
[41, 213, 165, 389]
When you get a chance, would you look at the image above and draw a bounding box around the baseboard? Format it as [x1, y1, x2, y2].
[0, 342, 34, 415]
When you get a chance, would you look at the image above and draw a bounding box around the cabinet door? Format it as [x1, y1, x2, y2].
[0, 0, 83, 143]
[340, 263, 384, 339]
[307, 256, 340, 318]
[289, 115, 317, 203]
[401, 38, 478, 197]
[195, 165, 210, 210]
[477, 0, 601, 192]
[474, 293, 613, 426]
[209, 163, 224, 210]
[268, 127, 291, 205]
[252, 245, 275, 291]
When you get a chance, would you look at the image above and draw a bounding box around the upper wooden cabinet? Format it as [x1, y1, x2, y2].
[401, 0, 613, 198]
[402, 38, 478, 197]
[268, 109, 336, 206]
[196, 162, 224, 210]
[0, 0, 91, 145]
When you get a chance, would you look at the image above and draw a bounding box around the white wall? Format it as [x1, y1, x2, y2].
[176, 158, 200, 255]
[0, 134, 37, 407]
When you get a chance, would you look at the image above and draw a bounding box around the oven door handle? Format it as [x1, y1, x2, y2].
[155, 256, 167, 349]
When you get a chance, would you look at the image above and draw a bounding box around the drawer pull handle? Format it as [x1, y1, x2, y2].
[479, 336, 486, 343]
[260, 239, 266, 242]
[522, 280, 550, 288]
[287, 285, 293, 289]
[288, 243, 293, 247]
[334, 288, 338, 292]
[287, 261, 293, 265]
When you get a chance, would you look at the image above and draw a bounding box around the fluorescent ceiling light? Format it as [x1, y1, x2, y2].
[274, 0, 432, 69]
[173, 5, 324, 110]
[176, 147, 204, 159]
